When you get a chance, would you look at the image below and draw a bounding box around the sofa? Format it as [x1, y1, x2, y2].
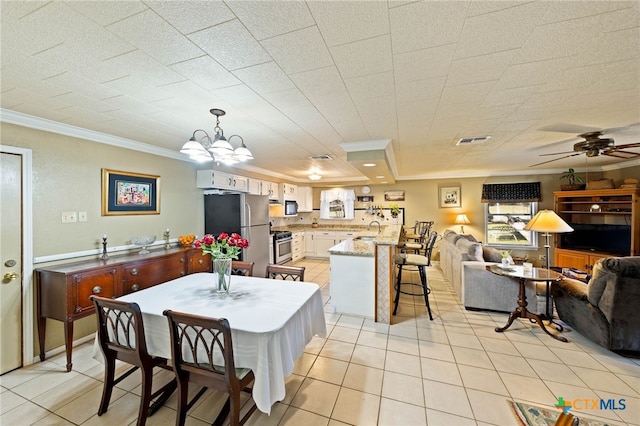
[439, 230, 546, 313]
[551, 257, 640, 352]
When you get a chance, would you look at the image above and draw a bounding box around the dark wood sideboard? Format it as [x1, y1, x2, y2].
[35, 247, 211, 372]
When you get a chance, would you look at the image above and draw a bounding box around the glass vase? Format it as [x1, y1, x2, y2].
[213, 257, 232, 293]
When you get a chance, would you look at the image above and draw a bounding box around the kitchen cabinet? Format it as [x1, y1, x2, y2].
[305, 230, 360, 258]
[280, 183, 297, 201]
[297, 186, 314, 212]
[247, 179, 262, 195]
[197, 170, 248, 192]
[304, 231, 316, 257]
[36, 247, 210, 372]
[292, 231, 304, 262]
[314, 231, 338, 258]
[261, 180, 279, 201]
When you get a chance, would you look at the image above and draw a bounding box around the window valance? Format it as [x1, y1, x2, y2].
[481, 182, 541, 203]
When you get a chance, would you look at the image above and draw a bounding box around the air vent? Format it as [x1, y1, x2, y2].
[456, 136, 491, 145]
[309, 154, 333, 160]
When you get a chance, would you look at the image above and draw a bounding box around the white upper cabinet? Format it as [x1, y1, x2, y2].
[280, 183, 297, 202]
[261, 180, 279, 201]
[247, 179, 262, 195]
[297, 186, 313, 212]
[196, 170, 248, 192]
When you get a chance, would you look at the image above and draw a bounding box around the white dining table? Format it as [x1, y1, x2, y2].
[94, 273, 327, 414]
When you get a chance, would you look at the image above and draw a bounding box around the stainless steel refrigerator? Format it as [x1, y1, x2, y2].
[203, 192, 270, 277]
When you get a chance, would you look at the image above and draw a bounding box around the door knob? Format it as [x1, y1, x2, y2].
[3, 272, 19, 281]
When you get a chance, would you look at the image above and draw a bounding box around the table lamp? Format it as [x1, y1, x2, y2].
[454, 213, 470, 233]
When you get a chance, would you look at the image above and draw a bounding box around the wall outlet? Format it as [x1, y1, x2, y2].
[539, 254, 546, 261]
[61, 211, 77, 223]
[78, 211, 87, 222]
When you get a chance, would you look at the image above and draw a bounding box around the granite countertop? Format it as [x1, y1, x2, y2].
[327, 224, 403, 257]
[272, 224, 371, 232]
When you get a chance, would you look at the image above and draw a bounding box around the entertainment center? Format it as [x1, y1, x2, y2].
[553, 188, 639, 271]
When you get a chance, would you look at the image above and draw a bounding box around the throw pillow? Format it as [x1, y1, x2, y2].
[483, 246, 503, 263]
[456, 238, 483, 261]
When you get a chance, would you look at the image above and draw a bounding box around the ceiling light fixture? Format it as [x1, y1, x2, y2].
[180, 108, 253, 165]
[363, 163, 376, 167]
[308, 172, 322, 181]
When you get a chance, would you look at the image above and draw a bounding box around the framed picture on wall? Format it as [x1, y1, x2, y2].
[439, 186, 461, 208]
[102, 169, 160, 215]
[384, 190, 405, 201]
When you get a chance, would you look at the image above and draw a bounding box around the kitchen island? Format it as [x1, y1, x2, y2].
[327, 224, 403, 323]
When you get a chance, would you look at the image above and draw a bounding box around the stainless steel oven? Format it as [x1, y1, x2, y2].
[273, 231, 292, 264]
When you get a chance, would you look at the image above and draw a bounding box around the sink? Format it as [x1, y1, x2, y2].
[353, 236, 376, 241]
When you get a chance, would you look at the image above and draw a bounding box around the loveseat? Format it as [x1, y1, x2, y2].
[439, 230, 546, 313]
[551, 257, 640, 352]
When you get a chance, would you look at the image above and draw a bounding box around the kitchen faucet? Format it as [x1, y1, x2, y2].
[368, 220, 381, 233]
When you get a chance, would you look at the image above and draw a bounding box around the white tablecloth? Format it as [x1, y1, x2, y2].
[94, 273, 326, 414]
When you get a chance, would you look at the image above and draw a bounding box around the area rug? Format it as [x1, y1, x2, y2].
[507, 400, 621, 426]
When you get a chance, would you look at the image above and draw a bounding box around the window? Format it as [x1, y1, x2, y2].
[485, 202, 538, 249]
[320, 189, 355, 219]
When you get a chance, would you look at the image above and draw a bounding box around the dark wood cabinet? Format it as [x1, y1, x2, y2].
[121, 252, 187, 294]
[554, 188, 639, 270]
[187, 249, 213, 273]
[36, 247, 210, 371]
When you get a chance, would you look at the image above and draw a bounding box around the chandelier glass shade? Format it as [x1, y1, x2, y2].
[180, 109, 253, 165]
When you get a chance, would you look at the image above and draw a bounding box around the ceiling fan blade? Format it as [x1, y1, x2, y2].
[615, 142, 640, 149]
[603, 150, 640, 159]
[530, 153, 582, 167]
[539, 150, 577, 156]
[538, 123, 601, 134]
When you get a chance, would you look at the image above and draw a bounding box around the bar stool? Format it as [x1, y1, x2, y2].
[393, 252, 433, 320]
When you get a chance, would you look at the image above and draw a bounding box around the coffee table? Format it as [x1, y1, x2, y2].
[486, 265, 568, 342]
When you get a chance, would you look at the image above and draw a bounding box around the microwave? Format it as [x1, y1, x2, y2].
[284, 200, 298, 216]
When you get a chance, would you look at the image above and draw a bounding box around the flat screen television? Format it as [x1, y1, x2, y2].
[560, 223, 631, 256]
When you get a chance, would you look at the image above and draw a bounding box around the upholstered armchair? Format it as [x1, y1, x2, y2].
[551, 257, 640, 352]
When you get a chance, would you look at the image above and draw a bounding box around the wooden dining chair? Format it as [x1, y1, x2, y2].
[163, 310, 257, 426]
[231, 261, 254, 277]
[90, 296, 176, 426]
[265, 264, 305, 281]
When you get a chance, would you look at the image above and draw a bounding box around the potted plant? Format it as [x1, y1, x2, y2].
[389, 203, 400, 224]
[560, 168, 585, 191]
[312, 217, 319, 228]
[500, 250, 511, 267]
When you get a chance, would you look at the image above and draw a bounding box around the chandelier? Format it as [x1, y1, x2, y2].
[180, 108, 253, 165]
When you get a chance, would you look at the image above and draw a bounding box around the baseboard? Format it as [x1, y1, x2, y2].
[29, 333, 96, 365]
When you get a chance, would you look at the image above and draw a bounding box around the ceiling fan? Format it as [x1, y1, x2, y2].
[531, 129, 640, 167]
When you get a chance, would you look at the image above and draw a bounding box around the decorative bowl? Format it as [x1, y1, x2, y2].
[178, 234, 196, 246]
[131, 235, 156, 254]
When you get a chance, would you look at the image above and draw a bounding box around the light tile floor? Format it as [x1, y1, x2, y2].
[1, 259, 639, 425]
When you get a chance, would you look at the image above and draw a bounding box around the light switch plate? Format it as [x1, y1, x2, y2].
[78, 211, 87, 222]
[62, 211, 77, 223]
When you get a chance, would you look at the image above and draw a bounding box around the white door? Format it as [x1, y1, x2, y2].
[1, 151, 23, 374]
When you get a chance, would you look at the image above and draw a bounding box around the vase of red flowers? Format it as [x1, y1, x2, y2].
[194, 232, 249, 293]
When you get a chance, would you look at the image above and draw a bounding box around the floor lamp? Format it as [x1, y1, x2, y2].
[524, 210, 574, 321]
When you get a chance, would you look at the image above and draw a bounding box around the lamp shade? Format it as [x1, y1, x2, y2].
[523, 210, 573, 233]
[454, 214, 470, 225]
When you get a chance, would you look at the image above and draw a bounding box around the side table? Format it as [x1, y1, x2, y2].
[486, 265, 568, 342]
